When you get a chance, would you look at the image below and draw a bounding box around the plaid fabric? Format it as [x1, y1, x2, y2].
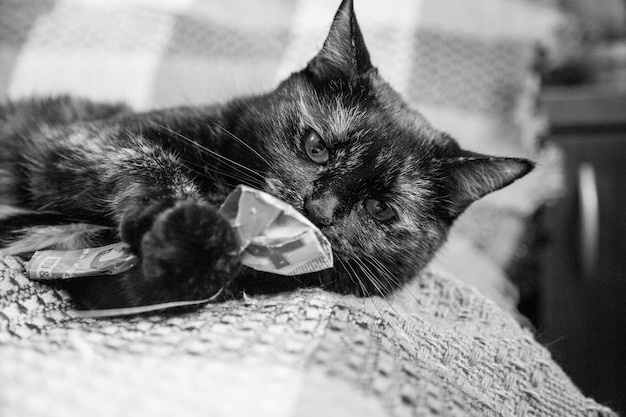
[1, 0, 564, 115]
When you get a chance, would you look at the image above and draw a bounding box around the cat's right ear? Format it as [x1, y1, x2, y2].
[306, 0, 373, 80]
[441, 154, 534, 221]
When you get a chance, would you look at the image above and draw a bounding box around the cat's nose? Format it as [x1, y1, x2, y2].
[304, 193, 339, 226]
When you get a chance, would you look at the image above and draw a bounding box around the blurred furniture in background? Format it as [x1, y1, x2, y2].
[541, 85, 626, 413]
[546, 0, 626, 85]
[538, 1, 626, 411]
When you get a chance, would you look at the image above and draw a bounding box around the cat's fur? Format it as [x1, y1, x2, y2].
[0, 0, 532, 309]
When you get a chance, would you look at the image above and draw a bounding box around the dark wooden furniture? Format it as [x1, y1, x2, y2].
[540, 86, 626, 413]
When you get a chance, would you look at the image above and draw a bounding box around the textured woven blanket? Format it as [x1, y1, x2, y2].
[0, 255, 616, 416]
[0, 0, 617, 415]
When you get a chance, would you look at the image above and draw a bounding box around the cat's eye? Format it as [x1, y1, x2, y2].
[365, 199, 396, 221]
[304, 130, 329, 164]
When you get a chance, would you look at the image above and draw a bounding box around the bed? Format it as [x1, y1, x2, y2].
[0, 0, 617, 415]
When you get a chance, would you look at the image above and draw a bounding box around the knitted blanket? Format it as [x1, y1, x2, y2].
[0, 255, 616, 416]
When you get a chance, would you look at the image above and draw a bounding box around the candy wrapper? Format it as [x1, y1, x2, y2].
[25, 186, 333, 281]
[26, 242, 137, 280]
[218, 185, 333, 275]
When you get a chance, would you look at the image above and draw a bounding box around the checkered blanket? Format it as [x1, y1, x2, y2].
[0, 0, 616, 416]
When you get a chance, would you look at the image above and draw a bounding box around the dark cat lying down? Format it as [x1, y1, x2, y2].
[0, 0, 532, 310]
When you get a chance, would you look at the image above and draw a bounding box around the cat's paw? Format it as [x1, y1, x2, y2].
[130, 201, 241, 303]
[119, 196, 177, 254]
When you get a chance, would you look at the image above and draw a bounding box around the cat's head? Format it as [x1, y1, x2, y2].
[230, 0, 533, 295]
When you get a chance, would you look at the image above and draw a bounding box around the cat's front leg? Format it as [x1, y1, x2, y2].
[118, 200, 242, 306]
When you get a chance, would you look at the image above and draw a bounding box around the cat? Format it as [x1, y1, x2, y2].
[0, 0, 533, 310]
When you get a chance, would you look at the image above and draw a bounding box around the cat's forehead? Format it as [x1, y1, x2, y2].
[295, 89, 365, 142]
[294, 82, 434, 148]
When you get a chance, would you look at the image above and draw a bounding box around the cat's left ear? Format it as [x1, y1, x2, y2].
[307, 0, 373, 79]
[442, 154, 534, 220]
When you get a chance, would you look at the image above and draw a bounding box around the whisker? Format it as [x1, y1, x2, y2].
[336, 256, 358, 292]
[353, 257, 387, 297]
[182, 166, 240, 191]
[347, 260, 369, 297]
[338, 256, 368, 297]
[370, 255, 422, 305]
[367, 255, 401, 288]
[180, 160, 264, 189]
[148, 121, 266, 186]
[350, 257, 394, 318]
[363, 256, 406, 300]
[211, 122, 275, 173]
[178, 161, 239, 189]
[364, 255, 420, 316]
[360, 257, 413, 319]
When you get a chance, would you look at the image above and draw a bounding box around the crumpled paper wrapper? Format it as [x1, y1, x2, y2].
[25, 186, 333, 280]
[22, 186, 333, 317]
[218, 185, 333, 276]
[26, 242, 137, 280]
